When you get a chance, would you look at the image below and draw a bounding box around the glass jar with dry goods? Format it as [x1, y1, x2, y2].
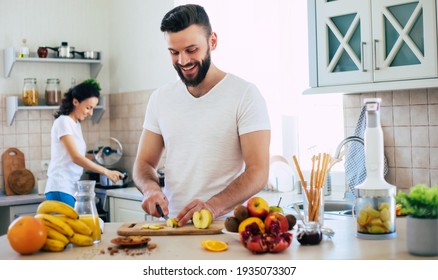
[45, 78, 62, 105]
[22, 78, 39, 106]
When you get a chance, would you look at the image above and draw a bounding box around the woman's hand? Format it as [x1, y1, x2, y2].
[104, 169, 125, 183]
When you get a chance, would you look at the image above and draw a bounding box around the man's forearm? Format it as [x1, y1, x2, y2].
[133, 162, 162, 195]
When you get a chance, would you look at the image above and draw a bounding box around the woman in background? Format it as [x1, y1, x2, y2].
[45, 79, 124, 207]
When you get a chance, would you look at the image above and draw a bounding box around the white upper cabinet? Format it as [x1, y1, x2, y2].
[315, 0, 372, 86]
[307, 0, 437, 93]
[372, 0, 437, 81]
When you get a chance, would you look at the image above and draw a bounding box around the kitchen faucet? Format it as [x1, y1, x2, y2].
[332, 136, 364, 199]
[334, 136, 364, 159]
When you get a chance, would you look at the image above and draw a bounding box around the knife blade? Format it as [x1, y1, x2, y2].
[156, 204, 169, 220]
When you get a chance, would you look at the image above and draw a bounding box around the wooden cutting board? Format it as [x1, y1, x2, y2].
[117, 220, 224, 236]
[2, 148, 26, 196]
[8, 169, 35, 195]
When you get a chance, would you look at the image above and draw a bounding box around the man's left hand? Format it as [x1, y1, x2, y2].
[175, 199, 216, 227]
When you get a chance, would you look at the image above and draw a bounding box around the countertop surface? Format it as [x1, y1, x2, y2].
[105, 186, 143, 200]
[0, 190, 45, 207]
[0, 213, 436, 260]
[104, 186, 348, 202]
[1, 187, 436, 260]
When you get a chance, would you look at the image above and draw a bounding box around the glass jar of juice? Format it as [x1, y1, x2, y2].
[74, 180, 101, 244]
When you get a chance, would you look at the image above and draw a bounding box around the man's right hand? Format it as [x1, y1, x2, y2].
[141, 190, 169, 218]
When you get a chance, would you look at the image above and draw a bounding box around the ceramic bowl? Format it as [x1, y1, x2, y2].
[221, 228, 241, 241]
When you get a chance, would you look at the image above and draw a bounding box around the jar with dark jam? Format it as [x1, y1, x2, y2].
[45, 78, 62, 105]
[296, 222, 323, 245]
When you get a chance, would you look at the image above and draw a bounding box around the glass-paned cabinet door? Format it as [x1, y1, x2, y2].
[316, 0, 372, 86]
[372, 0, 437, 82]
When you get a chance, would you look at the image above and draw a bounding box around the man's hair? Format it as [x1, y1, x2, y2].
[160, 4, 212, 37]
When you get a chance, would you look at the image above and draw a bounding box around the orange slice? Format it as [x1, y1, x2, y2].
[201, 240, 228, 252]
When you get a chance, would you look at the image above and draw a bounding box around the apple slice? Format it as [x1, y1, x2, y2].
[166, 218, 178, 228]
[193, 209, 213, 229]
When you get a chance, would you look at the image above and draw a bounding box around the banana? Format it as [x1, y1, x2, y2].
[57, 216, 93, 236]
[42, 238, 66, 252]
[37, 200, 79, 220]
[45, 227, 70, 245]
[35, 213, 75, 238]
[69, 233, 94, 246]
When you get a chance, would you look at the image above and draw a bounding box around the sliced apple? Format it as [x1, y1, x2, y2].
[193, 209, 213, 229]
[149, 224, 164, 230]
[141, 224, 150, 229]
[166, 218, 178, 228]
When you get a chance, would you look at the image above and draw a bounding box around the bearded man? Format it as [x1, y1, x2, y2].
[133, 4, 271, 226]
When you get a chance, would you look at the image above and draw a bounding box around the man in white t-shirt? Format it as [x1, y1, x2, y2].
[133, 4, 271, 226]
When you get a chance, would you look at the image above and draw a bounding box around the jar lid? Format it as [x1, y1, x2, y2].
[46, 78, 60, 83]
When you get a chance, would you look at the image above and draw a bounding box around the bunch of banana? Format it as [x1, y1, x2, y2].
[37, 200, 79, 219]
[35, 200, 95, 251]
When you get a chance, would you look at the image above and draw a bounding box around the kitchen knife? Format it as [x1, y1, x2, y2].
[156, 204, 169, 220]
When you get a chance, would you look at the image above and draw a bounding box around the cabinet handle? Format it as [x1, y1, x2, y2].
[361, 42, 367, 72]
[373, 39, 379, 70]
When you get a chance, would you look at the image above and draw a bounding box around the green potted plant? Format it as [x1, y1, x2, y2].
[395, 184, 438, 256]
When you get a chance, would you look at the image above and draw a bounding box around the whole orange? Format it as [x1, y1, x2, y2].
[7, 216, 47, 255]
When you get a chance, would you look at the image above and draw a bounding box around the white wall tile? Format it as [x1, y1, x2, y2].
[411, 126, 429, 147]
[411, 105, 428, 125]
[393, 106, 410, 126]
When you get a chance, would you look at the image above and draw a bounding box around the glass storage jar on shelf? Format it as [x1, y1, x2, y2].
[45, 78, 62, 105]
[22, 78, 39, 106]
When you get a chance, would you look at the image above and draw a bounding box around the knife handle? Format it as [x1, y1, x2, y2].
[156, 204, 165, 217]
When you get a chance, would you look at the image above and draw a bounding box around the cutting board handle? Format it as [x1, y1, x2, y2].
[4, 147, 23, 157]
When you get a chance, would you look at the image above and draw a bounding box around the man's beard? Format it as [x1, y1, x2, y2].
[174, 51, 211, 87]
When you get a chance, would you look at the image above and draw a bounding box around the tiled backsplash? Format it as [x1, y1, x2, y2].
[108, 90, 155, 174]
[343, 88, 438, 192]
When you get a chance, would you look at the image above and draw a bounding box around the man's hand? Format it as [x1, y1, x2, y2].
[141, 190, 169, 218]
[175, 199, 216, 227]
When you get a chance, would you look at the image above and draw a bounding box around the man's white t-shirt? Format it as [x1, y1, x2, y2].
[143, 73, 271, 217]
[46, 115, 86, 196]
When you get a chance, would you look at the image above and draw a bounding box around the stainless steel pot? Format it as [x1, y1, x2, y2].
[100, 171, 129, 187]
[47, 42, 75, 58]
[73, 50, 100, 60]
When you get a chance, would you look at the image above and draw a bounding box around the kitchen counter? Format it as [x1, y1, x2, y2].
[105, 186, 143, 200]
[0, 215, 436, 260]
[1, 188, 436, 261]
[105, 186, 347, 204]
[0, 191, 45, 207]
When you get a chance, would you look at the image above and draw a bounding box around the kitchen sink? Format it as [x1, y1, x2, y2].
[286, 200, 354, 216]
